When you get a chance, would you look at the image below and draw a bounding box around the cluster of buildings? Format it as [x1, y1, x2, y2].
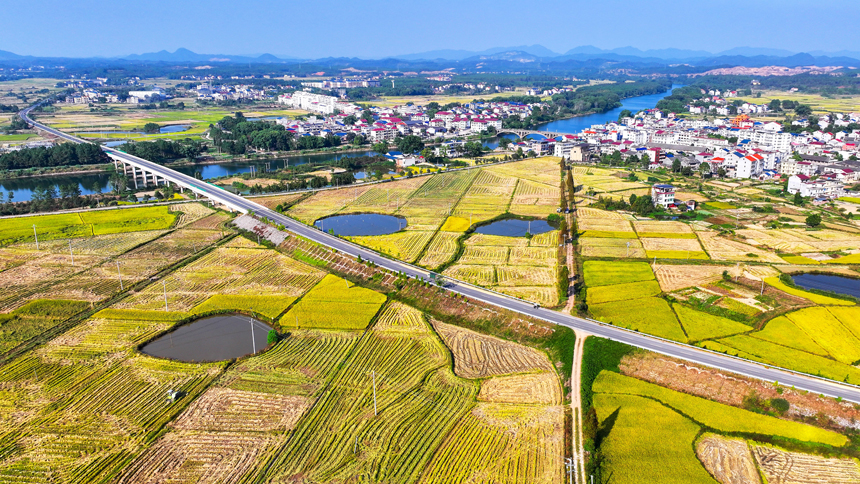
[275, 92, 539, 141]
[62, 86, 166, 105]
[194, 83, 269, 102]
[300, 77, 381, 90]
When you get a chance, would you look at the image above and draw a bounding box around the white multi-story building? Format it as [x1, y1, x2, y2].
[751, 130, 792, 152]
[735, 154, 764, 179]
[780, 160, 818, 177]
[787, 175, 845, 199]
[280, 91, 339, 114]
[651, 184, 676, 208]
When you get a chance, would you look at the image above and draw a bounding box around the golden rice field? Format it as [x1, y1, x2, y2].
[432, 320, 555, 379]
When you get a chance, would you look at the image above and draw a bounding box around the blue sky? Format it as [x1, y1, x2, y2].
[2, 0, 858, 58]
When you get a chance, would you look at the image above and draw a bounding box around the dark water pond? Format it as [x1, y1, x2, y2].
[475, 218, 553, 237]
[314, 213, 407, 236]
[792, 273, 860, 299]
[140, 314, 272, 362]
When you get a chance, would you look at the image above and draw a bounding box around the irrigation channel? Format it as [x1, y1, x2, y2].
[140, 314, 272, 362]
[792, 273, 860, 299]
[313, 213, 407, 236]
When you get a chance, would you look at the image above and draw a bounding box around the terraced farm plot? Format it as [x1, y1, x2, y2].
[696, 435, 760, 484]
[674, 304, 752, 342]
[287, 184, 376, 223]
[478, 372, 561, 405]
[710, 335, 860, 385]
[495, 265, 555, 287]
[444, 264, 496, 286]
[633, 220, 696, 238]
[577, 207, 629, 220]
[736, 228, 818, 253]
[580, 237, 645, 258]
[172, 388, 310, 432]
[459, 244, 509, 265]
[785, 307, 860, 364]
[9, 230, 170, 256]
[453, 170, 517, 222]
[468, 233, 528, 247]
[284, 274, 386, 330]
[653, 264, 728, 292]
[168, 203, 216, 227]
[509, 179, 558, 217]
[251, 192, 305, 210]
[697, 231, 785, 264]
[116, 432, 278, 484]
[0, 299, 91, 353]
[751, 444, 860, 484]
[486, 156, 561, 186]
[439, 216, 470, 232]
[0, 315, 226, 484]
[641, 236, 705, 254]
[508, 246, 555, 266]
[578, 218, 635, 238]
[418, 231, 460, 269]
[591, 297, 687, 342]
[0, 206, 178, 246]
[593, 393, 715, 484]
[595, 371, 846, 446]
[420, 403, 565, 484]
[587, 280, 662, 304]
[492, 285, 558, 306]
[432, 320, 554, 378]
[583, 260, 655, 287]
[256, 311, 475, 483]
[190, 294, 296, 319]
[185, 212, 231, 231]
[347, 229, 435, 263]
[118, 246, 323, 312]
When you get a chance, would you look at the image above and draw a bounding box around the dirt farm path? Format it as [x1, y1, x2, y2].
[571, 330, 588, 483]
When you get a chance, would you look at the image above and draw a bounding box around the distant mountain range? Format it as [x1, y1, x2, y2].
[2, 46, 860, 71]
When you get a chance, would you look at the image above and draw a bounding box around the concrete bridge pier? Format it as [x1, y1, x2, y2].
[111, 156, 171, 189]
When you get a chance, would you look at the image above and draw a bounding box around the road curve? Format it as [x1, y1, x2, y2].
[21, 105, 860, 403]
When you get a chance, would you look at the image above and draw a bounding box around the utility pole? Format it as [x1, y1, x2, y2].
[250, 319, 256, 354]
[32, 224, 39, 250]
[163, 280, 168, 311]
[116, 261, 123, 290]
[372, 370, 377, 416]
[761, 279, 765, 295]
[565, 458, 574, 484]
[68, 240, 74, 265]
[626, 241, 630, 258]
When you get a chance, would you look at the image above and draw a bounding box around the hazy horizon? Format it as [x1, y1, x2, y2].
[1, 0, 858, 59]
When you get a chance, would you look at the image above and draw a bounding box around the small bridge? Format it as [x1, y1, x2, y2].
[497, 129, 570, 139]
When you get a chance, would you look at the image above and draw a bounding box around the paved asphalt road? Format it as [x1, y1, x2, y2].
[21, 106, 860, 403]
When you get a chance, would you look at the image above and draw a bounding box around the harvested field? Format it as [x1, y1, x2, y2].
[641, 237, 704, 252]
[172, 388, 310, 432]
[634, 220, 695, 236]
[495, 265, 555, 287]
[478, 372, 561, 404]
[579, 237, 645, 258]
[578, 218, 635, 233]
[347, 230, 435, 263]
[444, 264, 496, 286]
[752, 444, 860, 484]
[116, 432, 277, 484]
[676, 191, 711, 202]
[421, 403, 565, 484]
[432, 320, 554, 378]
[169, 203, 215, 227]
[508, 246, 555, 266]
[185, 213, 231, 231]
[653, 264, 728, 292]
[696, 434, 760, 484]
[459, 245, 509, 265]
[468, 233, 528, 247]
[491, 285, 558, 307]
[697, 231, 785, 263]
[250, 192, 305, 209]
[577, 207, 629, 219]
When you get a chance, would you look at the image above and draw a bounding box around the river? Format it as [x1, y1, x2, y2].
[0, 85, 681, 201]
[0, 150, 375, 202]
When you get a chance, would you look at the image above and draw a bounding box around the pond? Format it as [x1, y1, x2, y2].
[791, 273, 860, 299]
[314, 213, 407, 236]
[474, 218, 554, 237]
[140, 314, 273, 362]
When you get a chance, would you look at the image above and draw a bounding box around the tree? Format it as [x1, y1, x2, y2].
[498, 137, 511, 150]
[143, 122, 160, 134]
[793, 192, 804, 206]
[343, 114, 357, 125]
[795, 104, 813, 116]
[267, 330, 280, 345]
[395, 135, 424, 154]
[699, 162, 710, 175]
[360, 109, 374, 124]
[420, 147, 437, 164]
[640, 154, 650, 170]
[805, 213, 821, 227]
[371, 141, 389, 155]
[671, 158, 682, 173]
[717, 168, 727, 178]
[768, 99, 781, 112]
[617, 109, 633, 122]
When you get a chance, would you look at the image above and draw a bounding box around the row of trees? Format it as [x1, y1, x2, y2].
[123, 139, 204, 164]
[0, 143, 109, 170]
